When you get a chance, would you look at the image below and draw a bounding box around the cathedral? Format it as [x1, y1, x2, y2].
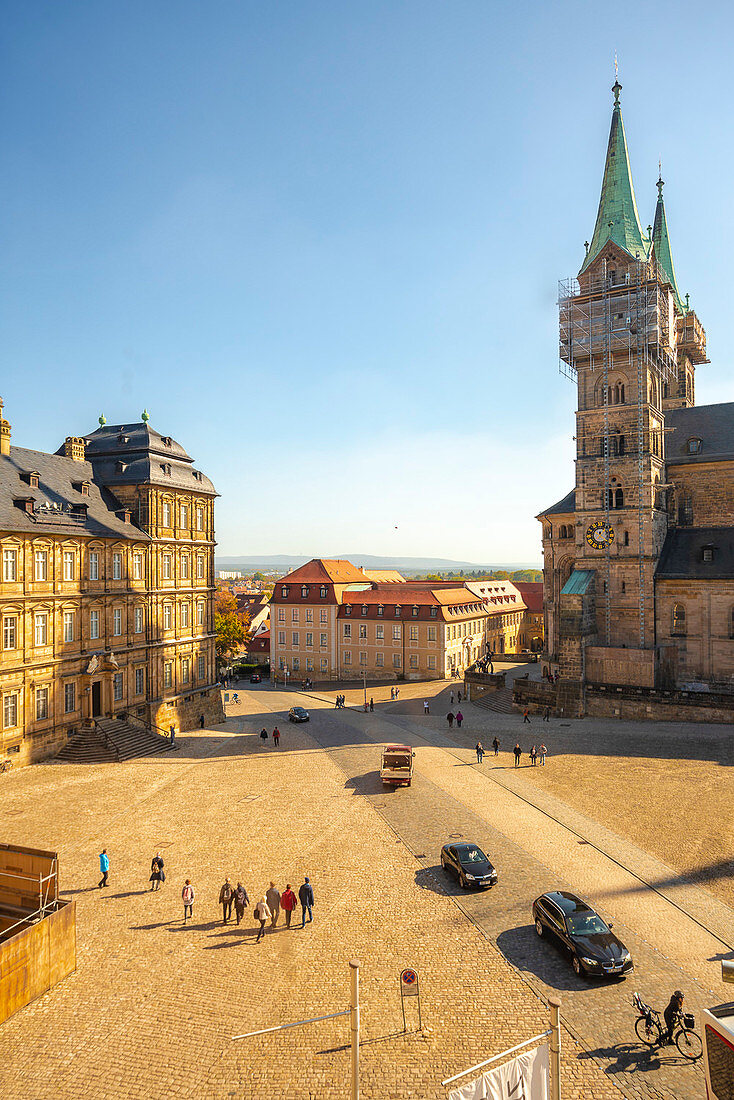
[537, 81, 734, 713]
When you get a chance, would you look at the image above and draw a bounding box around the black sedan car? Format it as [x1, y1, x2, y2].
[532, 890, 633, 978]
[440, 842, 498, 889]
[250, 674, 261, 684]
[288, 706, 309, 723]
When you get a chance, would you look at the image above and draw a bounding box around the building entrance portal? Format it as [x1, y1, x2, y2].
[91, 681, 102, 718]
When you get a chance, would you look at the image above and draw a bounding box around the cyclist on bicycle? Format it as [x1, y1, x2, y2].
[664, 990, 685, 1043]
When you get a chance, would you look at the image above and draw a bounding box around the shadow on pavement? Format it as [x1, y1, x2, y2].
[495, 924, 602, 992]
[577, 1041, 693, 1074]
[343, 771, 384, 796]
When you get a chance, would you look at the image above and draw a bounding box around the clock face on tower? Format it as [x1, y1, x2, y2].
[585, 521, 615, 549]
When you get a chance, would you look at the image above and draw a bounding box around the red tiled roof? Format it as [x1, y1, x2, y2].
[514, 582, 543, 612]
[276, 559, 368, 584]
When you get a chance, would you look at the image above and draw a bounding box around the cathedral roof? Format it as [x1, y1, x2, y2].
[656, 528, 734, 580]
[665, 402, 734, 465]
[652, 175, 684, 312]
[580, 82, 651, 275]
[537, 489, 575, 518]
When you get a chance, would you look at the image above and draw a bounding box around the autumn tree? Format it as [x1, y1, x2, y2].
[214, 592, 249, 665]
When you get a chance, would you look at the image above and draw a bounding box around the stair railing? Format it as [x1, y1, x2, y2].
[120, 712, 174, 747]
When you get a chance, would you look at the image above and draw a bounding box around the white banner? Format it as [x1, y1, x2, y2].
[448, 1045, 549, 1100]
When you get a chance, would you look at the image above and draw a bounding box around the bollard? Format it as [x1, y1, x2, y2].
[549, 996, 562, 1100]
[350, 959, 360, 1100]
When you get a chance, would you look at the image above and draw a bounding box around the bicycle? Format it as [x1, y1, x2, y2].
[632, 992, 702, 1060]
[0, 758, 13, 773]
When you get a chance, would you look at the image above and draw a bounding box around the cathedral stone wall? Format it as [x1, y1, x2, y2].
[655, 579, 734, 685]
[668, 461, 734, 527]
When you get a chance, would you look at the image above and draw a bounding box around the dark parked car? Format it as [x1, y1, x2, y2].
[288, 706, 309, 723]
[250, 674, 261, 684]
[440, 842, 498, 889]
[532, 890, 633, 978]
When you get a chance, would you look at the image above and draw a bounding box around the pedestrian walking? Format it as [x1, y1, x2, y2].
[219, 877, 234, 923]
[458, 691, 462, 703]
[260, 727, 268, 741]
[390, 687, 395, 701]
[266, 882, 281, 927]
[182, 879, 195, 923]
[273, 727, 280, 746]
[446, 711, 455, 728]
[369, 697, 374, 712]
[199, 714, 205, 729]
[233, 692, 239, 704]
[539, 743, 547, 766]
[530, 744, 538, 766]
[423, 701, 429, 714]
[254, 896, 271, 942]
[281, 883, 297, 928]
[492, 736, 500, 756]
[233, 882, 249, 924]
[149, 852, 165, 891]
[98, 849, 109, 888]
[169, 725, 176, 746]
[395, 688, 399, 699]
[475, 741, 484, 763]
[513, 743, 522, 768]
[450, 690, 454, 705]
[523, 708, 531, 724]
[299, 876, 315, 927]
[543, 707, 550, 722]
[456, 710, 463, 728]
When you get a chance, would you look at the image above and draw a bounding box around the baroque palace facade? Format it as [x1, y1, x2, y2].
[536, 82, 734, 709]
[0, 402, 223, 767]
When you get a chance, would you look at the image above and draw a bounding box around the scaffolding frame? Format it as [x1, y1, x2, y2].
[558, 257, 677, 649]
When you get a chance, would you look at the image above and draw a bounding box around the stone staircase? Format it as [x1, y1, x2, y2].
[471, 686, 515, 715]
[56, 717, 173, 764]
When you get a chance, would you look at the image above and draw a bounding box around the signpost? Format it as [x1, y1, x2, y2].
[400, 967, 422, 1032]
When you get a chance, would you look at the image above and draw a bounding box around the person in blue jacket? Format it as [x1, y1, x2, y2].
[299, 876, 315, 927]
[98, 849, 109, 888]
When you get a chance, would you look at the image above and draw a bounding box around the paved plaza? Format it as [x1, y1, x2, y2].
[0, 675, 731, 1099]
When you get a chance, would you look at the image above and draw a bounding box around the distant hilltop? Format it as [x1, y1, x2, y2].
[215, 553, 542, 576]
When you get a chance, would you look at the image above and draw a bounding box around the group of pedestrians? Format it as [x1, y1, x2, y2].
[449, 690, 462, 705]
[259, 727, 281, 745]
[513, 742, 547, 767]
[446, 710, 464, 728]
[389, 687, 400, 700]
[96, 852, 317, 941]
[334, 694, 347, 708]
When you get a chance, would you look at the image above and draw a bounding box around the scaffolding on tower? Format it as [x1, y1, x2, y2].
[558, 258, 678, 649]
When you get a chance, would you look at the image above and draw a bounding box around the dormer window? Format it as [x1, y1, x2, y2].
[281, 585, 289, 598]
[687, 437, 702, 455]
[430, 607, 438, 618]
[80, 482, 90, 496]
[162, 436, 172, 446]
[345, 605, 352, 616]
[117, 434, 129, 444]
[377, 604, 384, 616]
[701, 545, 715, 563]
[116, 460, 127, 473]
[412, 606, 419, 617]
[320, 585, 327, 598]
[394, 605, 401, 617]
[361, 605, 368, 616]
[301, 585, 309, 598]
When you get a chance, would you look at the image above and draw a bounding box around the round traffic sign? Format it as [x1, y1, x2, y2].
[401, 968, 417, 986]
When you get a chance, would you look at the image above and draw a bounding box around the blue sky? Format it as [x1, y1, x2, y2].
[3, 2, 732, 563]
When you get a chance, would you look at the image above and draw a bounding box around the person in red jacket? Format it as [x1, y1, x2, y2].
[280, 883, 297, 928]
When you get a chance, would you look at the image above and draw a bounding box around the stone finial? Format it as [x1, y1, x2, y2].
[141, 409, 150, 423]
[612, 79, 622, 106]
[98, 414, 107, 426]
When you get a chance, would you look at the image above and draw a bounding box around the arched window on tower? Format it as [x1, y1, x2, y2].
[624, 530, 630, 546]
[607, 487, 624, 509]
[672, 604, 686, 636]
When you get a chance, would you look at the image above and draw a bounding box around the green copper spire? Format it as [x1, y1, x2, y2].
[652, 170, 684, 312]
[580, 82, 651, 274]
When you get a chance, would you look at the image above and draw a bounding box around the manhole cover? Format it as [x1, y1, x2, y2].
[449, 833, 463, 839]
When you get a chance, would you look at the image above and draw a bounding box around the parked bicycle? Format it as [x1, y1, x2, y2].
[0, 758, 13, 773]
[632, 992, 702, 1060]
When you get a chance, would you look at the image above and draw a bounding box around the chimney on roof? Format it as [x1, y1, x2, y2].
[0, 398, 11, 456]
[64, 436, 86, 461]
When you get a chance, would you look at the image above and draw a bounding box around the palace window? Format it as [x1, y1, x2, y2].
[198, 655, 206, 680]
[428, 656, 436, 670]
[376, 625, 384, 640]
[412, 606, 419, 617]
[3, 548, 17, 582]
[113, 552, 123, 580]
[89, 551, 99, 581]
[430, 606, 438, 618]
[301, 585, 309, 598]
[359, 624, 367, 640]
[428, 626, 436, 642]
[36, 687, 49, 720]
[113, 608, 122, 636]
[196, 601, 205, 628]
[63, 551, 75, 581]
[278, 630, 285, 645]
[162, 554, 172, 580]
[181, 659, 190, 684]
[64, 683, 76, 714]
[393, 625, 401, 640]
[345, 605, 352, 616]
[181, 554, 189, 580]
[320, 586, 327, 598]
[163, 502, 171, 527]
[672, 604, 686, 636]
[35, 550, 48, 581]
[3, 693, 18, 729]
[320, 633, 327, 646]
[63, 611, 75, 643]
[3, 616, 17, 650]
[90, 609, 100, 640]
[343, 624, 351, 638]
[113, 673, 123, 702]
[134, 607, 144, 634]
[360, 651, 367, 666]
[163, 604, 173, 630]
[181, 603, 190, 629]
[687, 437, 702, 455]
[393, 654, 401, 668]
[197, 556, 205, 580]
[34, 612, 48, 647]
[281, 585, 289, 598]
[163, 661, 173, 689]
[180, 504, 189, 528]
[362, 604, 368, 616]
[395, 605, 401, 617]
[135, 667, 145, 696]
[292, 631, 299, 646]
[306, 632, 313, 647]
[196, 506, 204, 531]
[305, 608, 313, 622]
